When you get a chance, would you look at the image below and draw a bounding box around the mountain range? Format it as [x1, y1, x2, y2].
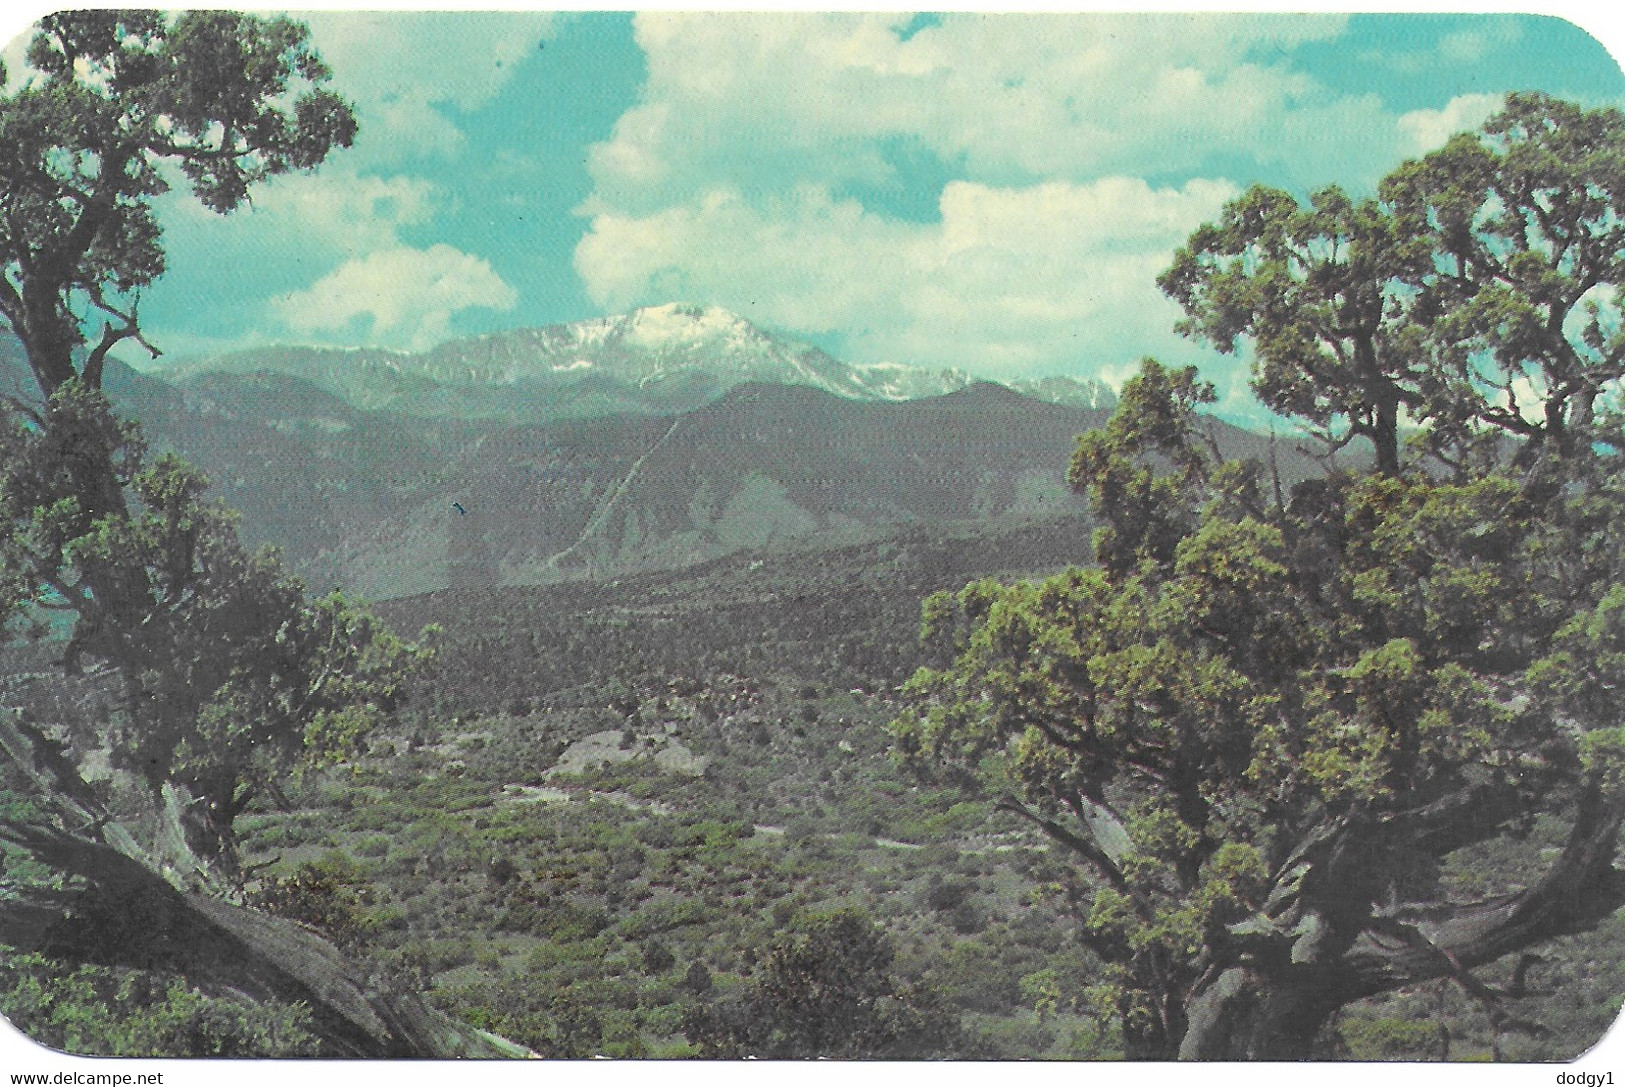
[2, 306, 1315, 601]
[152, 303, 1118, 423]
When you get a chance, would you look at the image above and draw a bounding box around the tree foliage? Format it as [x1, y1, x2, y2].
[0, 17, 500, 1056]
[1158, 183, 1427, 474]
[1, 392, 422, 856]
[1383, 94, 1625, 465]
[1159, 92, 1625, 476]
[0, 10, 407, 869]
[0, 947, 319, 1057]
[0, 10, 355, 395]
[893, 94, 1625, 1060]
[682, 908, 975, 1058]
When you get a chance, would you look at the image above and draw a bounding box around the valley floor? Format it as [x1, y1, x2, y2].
[4, 523, 1622, 1058]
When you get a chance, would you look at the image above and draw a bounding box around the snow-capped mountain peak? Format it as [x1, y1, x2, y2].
[155, 304, 1117, 421]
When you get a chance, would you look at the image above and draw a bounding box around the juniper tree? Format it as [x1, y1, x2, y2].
[892, 95, 1625, 1060]
[0, 10, 412, 866]
[1158, 93, 1625, 478]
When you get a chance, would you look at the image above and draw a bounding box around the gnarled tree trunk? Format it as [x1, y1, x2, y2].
[1175, 783, 1625, 1060]
[0, 710, 530, 1058]
[1179, 964, 1349, 1060]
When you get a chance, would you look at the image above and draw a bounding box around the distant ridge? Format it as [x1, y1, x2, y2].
[149, 303, 1118, 423]
[3, 327, 1330, 603]
[312, 378, 1114, 598]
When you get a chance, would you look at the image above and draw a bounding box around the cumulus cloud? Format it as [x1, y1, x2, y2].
[51, 9, 546, 355]
[1, 21, 30, 94]
[236, 13, 546, 347]
[2, 11, 553, 157]
[148, 160, 467, 346]
[162, 169, 442, 253]
[575, 11, 1495, 398]
[1397, 93, 1506, 156]
[577, 176, 1236, 380]
[272, 244, 517, 351]
[586, 12, 1391, 212]
[1439, 20, 1524, 64]
[303, 11, 557, 162]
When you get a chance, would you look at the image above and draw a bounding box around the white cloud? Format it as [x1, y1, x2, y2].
[169, 169, 443, 256]
[575, 11, 1477, 400]
[1439, 20, 1523, 64]
[1397, 93, 1506, 156]
[577, 176, 1236, 380]
[151, 160, 462, 344]
[587, 11, 1388, 214]
[272, 244, 516, 351]
[4, 11, 552, 157]
[303, 11, 557, 162]
[3, 9, 537, 359]
[1, 20, 32, 95]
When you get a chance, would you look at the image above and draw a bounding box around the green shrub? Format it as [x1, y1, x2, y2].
[1339, 1015, 1447, 1060]
[246, 855, 377, 951]
[421, 938, 478, 973]
[923, 878, 972, 912]
[499, 899, 609, 941]
[354, 834, 392, 858]
[0, 950, 318, 1057]
[618, 898, 716, 940]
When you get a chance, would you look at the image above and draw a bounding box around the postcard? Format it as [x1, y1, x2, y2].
[1, 7, 1624, 1082]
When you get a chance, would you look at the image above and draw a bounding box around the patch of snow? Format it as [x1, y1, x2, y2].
[624, 303, 732, 348]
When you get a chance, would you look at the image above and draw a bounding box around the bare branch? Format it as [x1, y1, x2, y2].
[995, 792, 1134, 896]
[81, 286, 161, 388]
[0, 268, 25, 326]
[1344, 780, 1625, 999]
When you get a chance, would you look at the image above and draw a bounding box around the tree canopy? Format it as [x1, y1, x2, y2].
[0, 10, 401, 868]
[0, 11, 498, 1058]
[1159, 92, 1625, 477]
[892, 93, 1625, 1060]
[0, 10, 356, 397]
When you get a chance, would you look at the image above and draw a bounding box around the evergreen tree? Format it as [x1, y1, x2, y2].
[893, 95, 1625, 1060]
[0, 10, 412, 868]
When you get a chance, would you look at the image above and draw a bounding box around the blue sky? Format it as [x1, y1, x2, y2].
[4, 8, 1625, 421]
